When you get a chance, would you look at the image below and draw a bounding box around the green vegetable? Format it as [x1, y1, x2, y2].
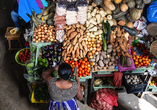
[106, 21, 111, 42]
[34, 84, 50, 102]
[102, 21, 107, 35]
[111, 26, 118, 30]
[28, 69, 33, 75]
[113, 11, 128, 19]
[122, 26, 137, 36]
[102, 34, 107, 52]
[26, 62, 34, 69]
[120, 55, 125, 66]
[73, 66, 77, 80]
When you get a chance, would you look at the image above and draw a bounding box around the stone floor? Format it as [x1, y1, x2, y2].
[0, 0, 157, 110]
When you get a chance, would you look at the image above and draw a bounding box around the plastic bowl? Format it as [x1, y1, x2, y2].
[15, 48, 29, 66]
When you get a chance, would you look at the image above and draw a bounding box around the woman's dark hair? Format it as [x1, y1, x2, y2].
[58, 63, 72, 80]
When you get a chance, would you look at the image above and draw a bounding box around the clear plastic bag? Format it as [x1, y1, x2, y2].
[76, 0, 88, 7]
[66, 1, 78, 11]
[58, 0, 67, 9]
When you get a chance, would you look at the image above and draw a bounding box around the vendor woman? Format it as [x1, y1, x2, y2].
[42, 63, 83, 110]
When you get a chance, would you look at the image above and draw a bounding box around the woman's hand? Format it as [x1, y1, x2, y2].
[54, 65, 59, 71]
[73, 73, 79, 83]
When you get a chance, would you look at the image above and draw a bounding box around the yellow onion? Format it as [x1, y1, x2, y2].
[96, 47, 101, 52]
[92, 44, 96, 48]
[38, 32, 41, 35]
[42, 34, 45, 37]
[41, 31, 44, 35]
[33, 38, 36, 42]
[96, 43, 100, 47]
[92, 49, 96, 54]
[41, 40, 44, 43]
[42, 37, 45, 40]
[38, 34, 41, 38]
[35, 36, 38, 39]
[38, 38, 41, 41]
[35, 40, 39, 43]
[38, 28, 41, 32]
[48, 37, 50, 40]
[89, 55, 93, 59]
[88, 51, 92, 56]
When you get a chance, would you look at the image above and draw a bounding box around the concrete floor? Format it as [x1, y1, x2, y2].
[0, 0, 157, 110]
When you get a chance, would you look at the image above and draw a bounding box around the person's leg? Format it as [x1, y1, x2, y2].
[11, 10, 20, 27]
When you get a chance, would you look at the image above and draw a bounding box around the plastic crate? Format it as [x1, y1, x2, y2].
[147, 85, 157, 92]
[123, 75, 148, 93]
[93, 84, 125, 91]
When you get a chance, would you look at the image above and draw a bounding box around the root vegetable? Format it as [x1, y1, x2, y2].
[109, 66, 115, 69]
[99, 60, 104, 67]
[96, 14, 101, 24]
[94, 65, 98, 71]
[110, 31, 115, 43]
[125, 52, 131, 57]
[94, 30, 103, 35]
[103, 59, 108, 64]
[107, 48, 112, 53]
[102, 51, 107, 58]
[67, 28, 75, 36]
[89, 26, 97, 31]
[69, 31, 77, 40]
[118, 20, 126, 26]
[76, 48, 80, 58]
[96, 54, 99, 62]
[72, 35, 78, 45]
[74, 43, 79, 51]
[107, 44, 113, 49]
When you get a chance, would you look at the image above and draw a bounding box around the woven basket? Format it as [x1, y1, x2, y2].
[150, 40, 157, 58]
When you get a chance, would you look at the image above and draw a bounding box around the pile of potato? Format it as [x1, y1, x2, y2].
[89, 44, 119, 71]
[62, 23, 87, 61]
[125, 75, 144, 85]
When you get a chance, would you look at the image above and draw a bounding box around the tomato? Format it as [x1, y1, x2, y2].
[142, 57, 145, 61]
[132, 51, 135, 56]
[81, 64, 85, 68]
[72, 68, 74, 72]
[65, 60, 69, 63]
[84, 58, 88, 62]
[83, 74, 86, 77]
[133, 56, 136, 60]
[84, 68, 87, 72]
[91, 62, 95, 66]
[145, 58, 148, 61]
[78, 62, 81, 66]
[136, 55, 140, 59]
[146, 60, 149, 64]
[82, 61, 85, 64]
[135, 62, 138, 65]
[135, 59, 138, 62]
[82, 70, 85, 74]
[74, 61, 78, 65]
[75, 64, 79, 68]
[138, 64, 141, 67]
[139, 59, 142, 62]
[148, 59, 151, 62]
[87, 73, 90, 76]
[140, 62, 143, 66]
[71, 62, 74, 65]
[85, 72, 88, 75]
[79, 67, 82, 71]
[79, 60, 82, 63]
[144, 63, 147, 66]
[79, 75, 82, 78]
[84, 65, 88, 69]
[79, 71, 82, 74]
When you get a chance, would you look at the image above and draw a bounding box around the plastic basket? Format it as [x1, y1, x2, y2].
[15, 48, 30, 66]
[123, 75, 147, 93]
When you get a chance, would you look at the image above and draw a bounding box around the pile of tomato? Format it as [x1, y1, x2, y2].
[131, 43, 151, 67]
[65, 58, 91, 77]
[18, 49, 30, 63]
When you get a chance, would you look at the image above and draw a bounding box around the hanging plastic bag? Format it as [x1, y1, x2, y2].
[76, 0, 88, 7]
[66, 1, 78, 11]
[147, 2, 157, 23]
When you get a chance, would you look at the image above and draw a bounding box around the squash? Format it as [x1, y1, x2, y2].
[104, 1, 115, 11]
[135, 0, 142, 6]
[122, 26, 137, 36]
[94, 0, 103, 5]
[143, 0, 151, 4]
[114, 0, 122, 4]
[130, 8, 143, 20]
[112, 4, 120, 15]
[112, 18, 117, 26]
[94, 78, 103, 86]
[123, 0, 130, 3]
[116, 16, 128, 23]
[137, 3, 145, 9]
[120, 3, 128, 12]
[127, 21, 134, 28]
[127, 0, 135, 8]
[113, 11, 127, 19]
[100, 3, 112, 14]
[126, 14, 136, 22]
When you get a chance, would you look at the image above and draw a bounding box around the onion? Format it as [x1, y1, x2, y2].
[38, 34, 41, 37]
[92, 49, 96, 54]
[96, 47, 101, 52]
[38, 28, 41, 32]
[35, 36, 38, 39]
[45, 30, 48, 33]
[38, 38, 41, 41]
[33, 38, 36, 42]
[44, 27, 48, 30]
[95, 36, 99, 39]
[48, 37, 50, 40]
[96, 43, 100, 47]
[91, 37, 95, 41]
[38, 32, 41, 35]
[33, 34, 36, 37]
[88, 51, 92, 56]
[49, 32, 52, 35]
[42, 34, 45, 37]
[50, 38, 54, 41]
[97, 40, 101, 43]
[41, 31, 44, 35]
[41, 26, 44, 29]
[99, 23, 102, 27]
[89, 55, 93, 59]
[42, 37, 45, 40]
[91, 41, 94, 44]
[41, 40, 44, 43]
[35, 40, 39, 43]
[45, 35, 48, 38]
[92, 44, 96, 48]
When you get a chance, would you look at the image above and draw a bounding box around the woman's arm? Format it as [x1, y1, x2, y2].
[74, 74, 83, 101]
[42, 65, 59, 86]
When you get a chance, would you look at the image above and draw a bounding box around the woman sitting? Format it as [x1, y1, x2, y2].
[42, 63, 83, 110]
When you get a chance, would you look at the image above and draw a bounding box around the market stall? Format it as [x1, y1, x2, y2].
[13, 0, 157, 109]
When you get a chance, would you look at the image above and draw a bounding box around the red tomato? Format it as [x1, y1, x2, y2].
[85, 72, 88, 75]
[136, 55, 140, 59]
[82, 61, 85, 64]
[139, 59, 142, 62]
[65, 60, 69, 64]
[84, 68, 87, 72]
[87, 73, 90, 76]
[79, 67, 82, 71]
[135, 59, 138, 62]
[79, 60, 82, 63]
[78, 62, 81, 66]
[79, 71, 82, 75]
[148, 59, 151, 62]
[84, 58, 88, 62]
[138, 64, 141, 67]
[84, 65, 88, 69]
[142, 58, 145, 61]
[144, 63, 147, 66]
[132, 51, 135, 56]
[83, 74, 86, 77]
[81, 64, 85, 68]
[82, 70, 85, 74]
[146, 60, 149, 64]
[140, 62, 143, 66]
[74, 61, 78, 65]
[143, 60, 146, 64]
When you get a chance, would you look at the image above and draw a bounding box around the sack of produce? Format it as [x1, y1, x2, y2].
[147, 2, 157, 22]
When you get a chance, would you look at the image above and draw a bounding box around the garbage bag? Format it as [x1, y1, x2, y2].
[147, 2, 157, 23]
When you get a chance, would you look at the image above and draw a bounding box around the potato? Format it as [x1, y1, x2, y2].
[109, 62, 113, 66]
[100, 55, 103, 60]
[94, 65, 97, 71]
[102, 51, 107, 58]
[107, 44, 113, 49]
[99, 60, 104, 67]
[109, 66, 115, 69]
[111, 56, 115, 62]
[91, 58, 95, 62]
[96, 54, 99, 62]
[107, 48, 112, 53]
[112, 52, 116, 56]
[115, 56, 119, 60]
[103, 59, 108, 64]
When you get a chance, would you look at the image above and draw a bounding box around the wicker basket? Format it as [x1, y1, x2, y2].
[150, 40, 157, 58]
